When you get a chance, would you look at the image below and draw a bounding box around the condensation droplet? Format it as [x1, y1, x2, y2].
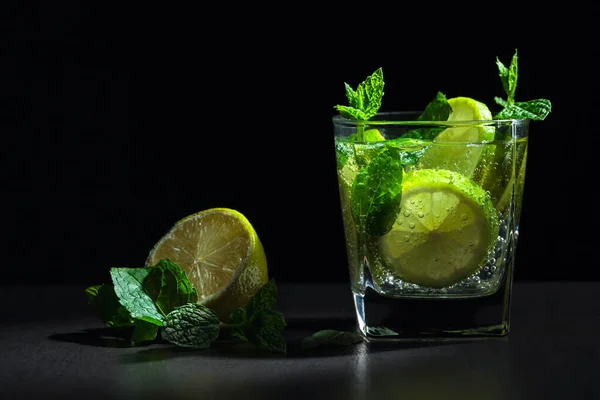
[460, 213, 468, 221]
[417, 212, 424, 218]
[403, 210, 410, 217]
[404, 235, 410, 242]
[409, 222, 416, 229]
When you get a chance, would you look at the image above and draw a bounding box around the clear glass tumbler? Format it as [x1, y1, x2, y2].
[333, 112, 529, 340]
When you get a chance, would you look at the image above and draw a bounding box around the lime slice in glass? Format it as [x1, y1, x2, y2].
[377, 169, 499, 288]
[493, 142, 528, 215]
[418, 97, 494, 178]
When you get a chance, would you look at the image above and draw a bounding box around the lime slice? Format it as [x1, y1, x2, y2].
[513, 145, 528, 223]
[377, 169, 499, 288]
[336, 151, 361, 285]
[363, 128, 385, 142]
[494, 142, 528, 215]
[418, 97, 494, 178]
[145, 208, 268, 321]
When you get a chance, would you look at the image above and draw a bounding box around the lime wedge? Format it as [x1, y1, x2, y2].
[145, 208, 269, 321]
[377, 169, 499, 288]
[363, 128, 385, 142]
[418, 97, 494, 178]
[446, 97, 492, 122]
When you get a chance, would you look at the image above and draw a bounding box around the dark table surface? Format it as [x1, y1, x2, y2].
[1, 282, 598, 399]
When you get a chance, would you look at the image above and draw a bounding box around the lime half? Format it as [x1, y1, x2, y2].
[418, 97, 494, 178]
[145, 208, 269, 321]
[378, 169, 499, 288]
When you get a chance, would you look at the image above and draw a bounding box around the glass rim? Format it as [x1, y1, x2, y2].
[332, 111, 529, 127]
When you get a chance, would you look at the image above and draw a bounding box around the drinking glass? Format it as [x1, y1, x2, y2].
[333, 112, 529, 340]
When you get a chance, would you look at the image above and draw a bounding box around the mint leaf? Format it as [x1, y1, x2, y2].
[162, 303, 220, 348]
[358, 67, 384, 118]
[334, 67, 384, 121]
[246, 278, 277, 318]
[494, 99, 552, 120]
[344, 82, 358, 108]
[417, 91, 452, 121]
[494, 96, 508, 108]
[367, 326, 400, 336]
[335, 105, 370, 121]
[248, 326, 286, 354]
[496, 49, 518, 105]
[85, 284, 133, 328]
[351, 147, 403, 236]
[301, 330, 364, 349]
[110, 267, 164, 326]
[228, 307, 247, 341]
[395, 92, 450, 141]
[143, 259, 198, 316]
[255, 309, 287, 331]
[131, 319, 160, 345]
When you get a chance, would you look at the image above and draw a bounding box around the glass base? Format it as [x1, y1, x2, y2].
[352, 276, 512, 341]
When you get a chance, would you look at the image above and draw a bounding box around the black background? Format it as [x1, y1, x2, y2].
[3, 4, 597, 285]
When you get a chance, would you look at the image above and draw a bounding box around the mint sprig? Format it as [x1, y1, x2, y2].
[494, 49, 552, 120]
[497, 49, 519, 105]
[227, 279, 287, 353]
[334, 67, 384, 121]
[85, 260, 286, 353]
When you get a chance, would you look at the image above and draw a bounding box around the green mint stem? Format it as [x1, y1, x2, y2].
[156, 304, 167, 318]
[356, 124, 365, 142]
